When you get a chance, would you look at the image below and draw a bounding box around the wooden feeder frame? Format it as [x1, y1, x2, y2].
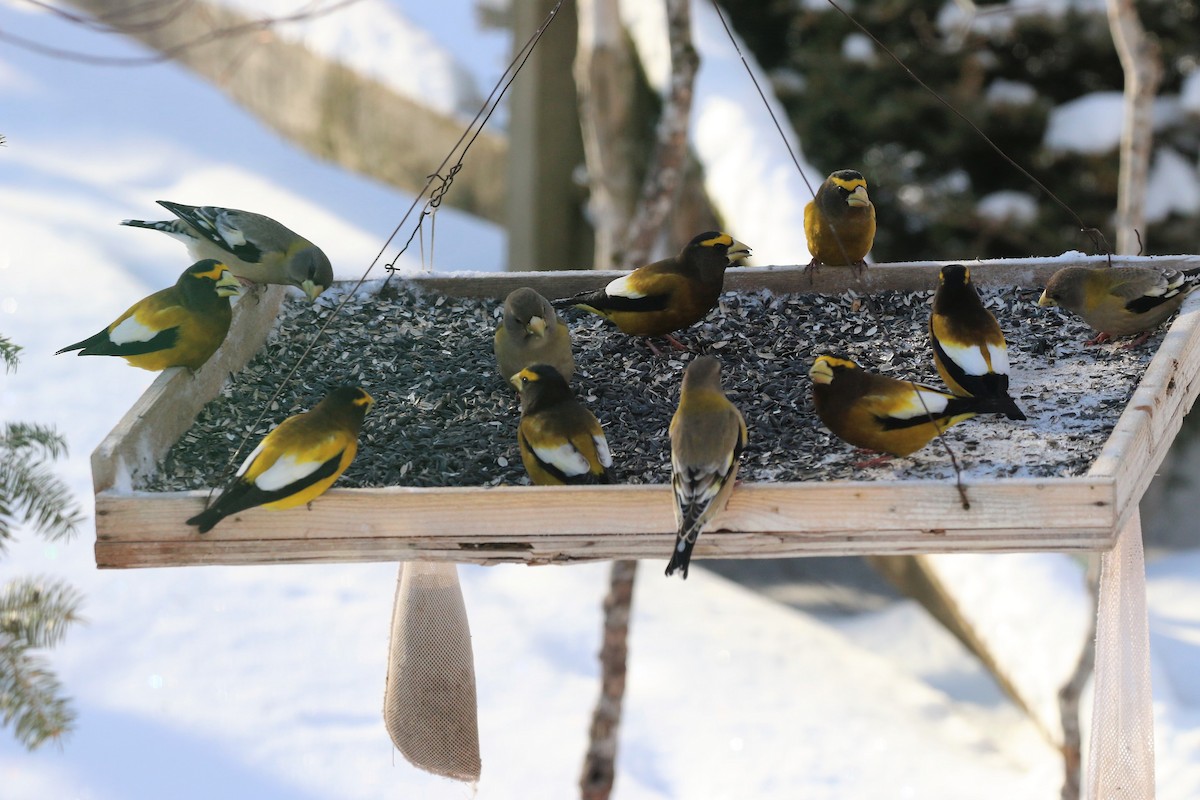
[89, 254, 1200, 795]
[92, 254, 1200, 570]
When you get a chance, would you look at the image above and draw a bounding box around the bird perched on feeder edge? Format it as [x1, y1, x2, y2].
[929, 264, 1026, 420]
[665, 356, 747, 580]
[494, 287, 575, 384]
[552, 231, 751, 351]
[511, 364, 612, 485]
[804, 169, 876, 274]
[1037, 265, 1200, 346]
[122, 200, 334, 301]
[55, 259, 241, 371]
[186, 386, 374, 533]
[809, 355, 1010, 461]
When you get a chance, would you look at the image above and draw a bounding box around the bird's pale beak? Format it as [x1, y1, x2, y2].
[727, 239, 752, 265]
[1037, 291, 1055, 308]
[215, 271, 243, 298]
[301, 279, 325, 302]
[847, 185, 871, 208]
[808, 359, 834, 384]
[526, 315, 547, 337]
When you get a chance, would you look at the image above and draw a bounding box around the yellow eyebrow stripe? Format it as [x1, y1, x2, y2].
[830, 177, 867, 191]
[700, 233, 733, 248]
[194, 263, 230, 281]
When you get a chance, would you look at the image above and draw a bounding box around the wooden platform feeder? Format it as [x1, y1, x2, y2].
[92, 254, 1200, 570]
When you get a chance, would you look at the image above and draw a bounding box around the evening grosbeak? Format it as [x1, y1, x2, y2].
[809, 355, 1008, 459]
[804, 169, 876, 271]
[929, 264, 1026, 420]
[665, 356, 747, 579]
[1038, 265, 1200, 346]
[186, 386, 374, 532]
[553, 231, 750, 347]
[494, 287, 575, 384]
[123, 201, 333, 300]
[511, 364, 612, 485]
[56, 259, 240, 371]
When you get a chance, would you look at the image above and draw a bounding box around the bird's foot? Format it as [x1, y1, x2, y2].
[664, 334, 691, 352]
[803, 259, 822, 285]
[1121, 331, 1155, 349]
[853, 450, 894, 468]
[1084, 332, 1114, 346]
[851, 260, 869, 280]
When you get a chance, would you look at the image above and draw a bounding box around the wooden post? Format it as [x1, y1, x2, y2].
[507, 0, 593, 270]
[1084, 512, 1155, 799]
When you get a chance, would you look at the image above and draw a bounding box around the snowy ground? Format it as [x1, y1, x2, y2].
[2, 1, 1199, 798]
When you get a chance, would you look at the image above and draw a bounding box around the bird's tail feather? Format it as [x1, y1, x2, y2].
[185, 507, 223, 534]
[963, 394, 1027, 421]
[551, 294, 585, 311]
[664, 525, 701, 579]
[120, 219, 187, 238]
[995, 396, 1027, 421]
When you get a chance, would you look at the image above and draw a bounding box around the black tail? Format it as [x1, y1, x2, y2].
[55, 330, 107, 356]
[994, 395, 1027, 421]
[664, 527, 700, 579]
[966, 394, 1027, 421]
[186, 507, 224, 534]
[551, 292, 590, 311]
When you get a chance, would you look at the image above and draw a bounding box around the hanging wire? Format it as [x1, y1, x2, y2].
[705, 0, 1084, 506]
[821, 0, 1111, 258]
[709, 0, 861, 271]
[203, 0, 566, 501]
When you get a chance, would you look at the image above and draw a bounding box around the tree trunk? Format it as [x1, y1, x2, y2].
[621, 0, 700, 268]
[61, 0, 508, 223]
[574, 0, 640, 270]
[1107, 0, 1163, 255]
[579, 559, 638, 800]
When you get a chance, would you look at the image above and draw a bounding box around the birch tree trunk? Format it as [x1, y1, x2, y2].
[62, 0, 508, 223]
[1107, 0, 1163, 254]
[579, 559, 638, 800]
[621, 0, 700, 268]
[574, 0, 640, 270]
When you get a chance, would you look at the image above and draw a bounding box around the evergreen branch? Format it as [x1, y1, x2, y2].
[0, 577, 84, 649]
[0, 456, 84, 549]
[1, 422, 70, 461]
[0, 642, 74, 750]
[0, 335, 19, 373]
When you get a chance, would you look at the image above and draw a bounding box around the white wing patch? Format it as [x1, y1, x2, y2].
[889, 388, 951, 420]
[940, 340, 990, 376]
[235, 441, 267, 478]
[672, 451, 731, 508]
[593, 434, 613, 468]
[531, 441, 591, 477]
[109, 315, 164, 345]
[215, 212, 248, 249]
[605, 273, 645, 300]
[986, 342, 1010, 374]
[253, 451, 329, 491]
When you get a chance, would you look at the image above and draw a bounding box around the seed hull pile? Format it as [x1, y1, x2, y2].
[143, 278, 1158, 493]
